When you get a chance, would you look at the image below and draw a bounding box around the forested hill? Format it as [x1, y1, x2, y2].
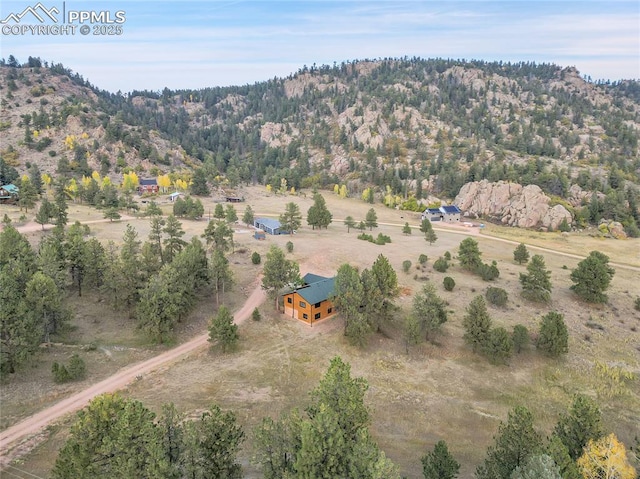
[1, 56, 639, 228]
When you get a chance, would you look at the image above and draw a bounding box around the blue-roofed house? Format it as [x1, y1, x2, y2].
[439, 205, 461, 222]
[255, 217, 283, 235]
[283, 273, 336, 325]
[421, 205, 461, 223]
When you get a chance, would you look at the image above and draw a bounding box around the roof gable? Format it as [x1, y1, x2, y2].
[302, 273, 330, 284]
[139, 178, 158, 186]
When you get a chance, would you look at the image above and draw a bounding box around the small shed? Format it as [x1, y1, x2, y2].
[168, 192, 184, 202]
[225, 196, 243, 203]
[254, 230, 266, 240]
[255, 217, 283, 235]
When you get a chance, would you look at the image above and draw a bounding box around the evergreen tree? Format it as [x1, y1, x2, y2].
[182, 405, 244, 479]
[402, 222, 412, 235]
[570, 251, 615, 303]
[242, 205, 254, 226]
[261, 245, 300, 310]
[163, 214, 187, 263]
[190, 168, 210, 196]
[52, 394, 175, 479]
[19, 176, 38, 212]
[344, 215, 356, 232]
[307, 193, 333, 229]
[510, 454, 562, 479]
[422, 440, 460, 479]
[208, 305, 239, 352]
[225, 204, 238, 223]
[536, 312, 568, 357]
[484, 327, 513, 365]
[103, 207, 121, 222]
[512, 325, 529, 354]
[463, 296, 492, 353]
[553, 395, 603, 461]
[365, 208, 378, 230]
[412, 283, 448, 342]
[420, 218, 438, 244]
[214, 203, 225, 220]
[280, 202, 302, 234]
[210, 249, 233, 305]
[546, 435, 582, 479]
[202, 220, 234, 253]
[476, 406, 543, 479]
[520, 255, 552, 303]
[459, 237, 482, 271]
[513, 243, 530, 265]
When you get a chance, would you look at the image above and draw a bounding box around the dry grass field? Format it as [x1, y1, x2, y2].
[2, 187, 639, 479]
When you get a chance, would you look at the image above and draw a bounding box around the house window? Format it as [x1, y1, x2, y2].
[314, 313, 321, 320]
[302, 313, 308, 319]
[299, 301, 306, 308]
[327, 308, 333, 314]
[314, 302, 322, 308]
[287, 297, 292, 304]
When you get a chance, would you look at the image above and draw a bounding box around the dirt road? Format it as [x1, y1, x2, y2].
[0, 280, 266, 466]
[12, 215, 139, 235]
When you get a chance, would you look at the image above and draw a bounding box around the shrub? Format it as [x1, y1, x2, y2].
[433, 257, 449, 273]
[251, 307, 261, 321]
[68, 354, 86, 380]
[635, 297, 640, 311]
[251, 252, 261, 265]
[52, 362, 70, 383]
[443, 276, 455, 291]
[478, 261, 500, 281]
[486, 287, 508, 307]
[286, 241, 294, 253]
[418, 254, 428, 266]
[512, 325, 529, 353]
[444, 251, 451, 261]
[402, 260, 412, 274]
[375, 233, 391, 245]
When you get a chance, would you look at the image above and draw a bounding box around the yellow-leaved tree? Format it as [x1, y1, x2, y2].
[41, 173, 52, 189]
[157, 174, 171, 192]
[122, 171, 139, 192]
[577, 433, 636, 479]
[91, 171, 101, 183]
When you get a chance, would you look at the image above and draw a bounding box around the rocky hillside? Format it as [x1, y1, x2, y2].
[1, 56, 639, 231]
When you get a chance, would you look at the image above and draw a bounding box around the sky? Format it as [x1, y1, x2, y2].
[1, 0, 639, 93]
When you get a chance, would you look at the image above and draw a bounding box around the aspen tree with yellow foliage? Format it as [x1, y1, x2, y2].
[577, 433, 636, 479]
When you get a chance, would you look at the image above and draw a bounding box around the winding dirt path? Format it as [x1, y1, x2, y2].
[0, 281, 266, 466]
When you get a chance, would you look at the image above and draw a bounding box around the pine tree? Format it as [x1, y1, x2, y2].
[344, 215, 356, 232]
[307, 193, 332, 230]
[553, 395, 603, 460]
[412, 283, 448, 342]
[242, 205, 254, 226]
[365, 208, 378, 230]
[422, 440, 460, 479]
[513, 243, 530, 265]
[190, 168, 210, 196]
[570, 251, 615, 303]
[225, 204, 238, 223]
[476, 406, 542, 479]
[536, 311, 568, 357]
[484, 327, 513, 365]
[420, 218, 438, 244]
[261, 245, 301, 310]
[458, 237, 482, 271]
[208, 305, 239, 352]
[163, 214, 187, 263]
[463, 296, 492, 352]
[402, 222, 412, 235]
[520, 254, 552, 303]
[280, 202, 302, 234]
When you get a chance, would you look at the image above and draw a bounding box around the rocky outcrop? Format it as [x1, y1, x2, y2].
[454, 180, 573, 230]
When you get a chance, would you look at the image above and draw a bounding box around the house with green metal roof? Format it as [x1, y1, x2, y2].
[0, 184, 19, 203]
[283, 273, 336, 326]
